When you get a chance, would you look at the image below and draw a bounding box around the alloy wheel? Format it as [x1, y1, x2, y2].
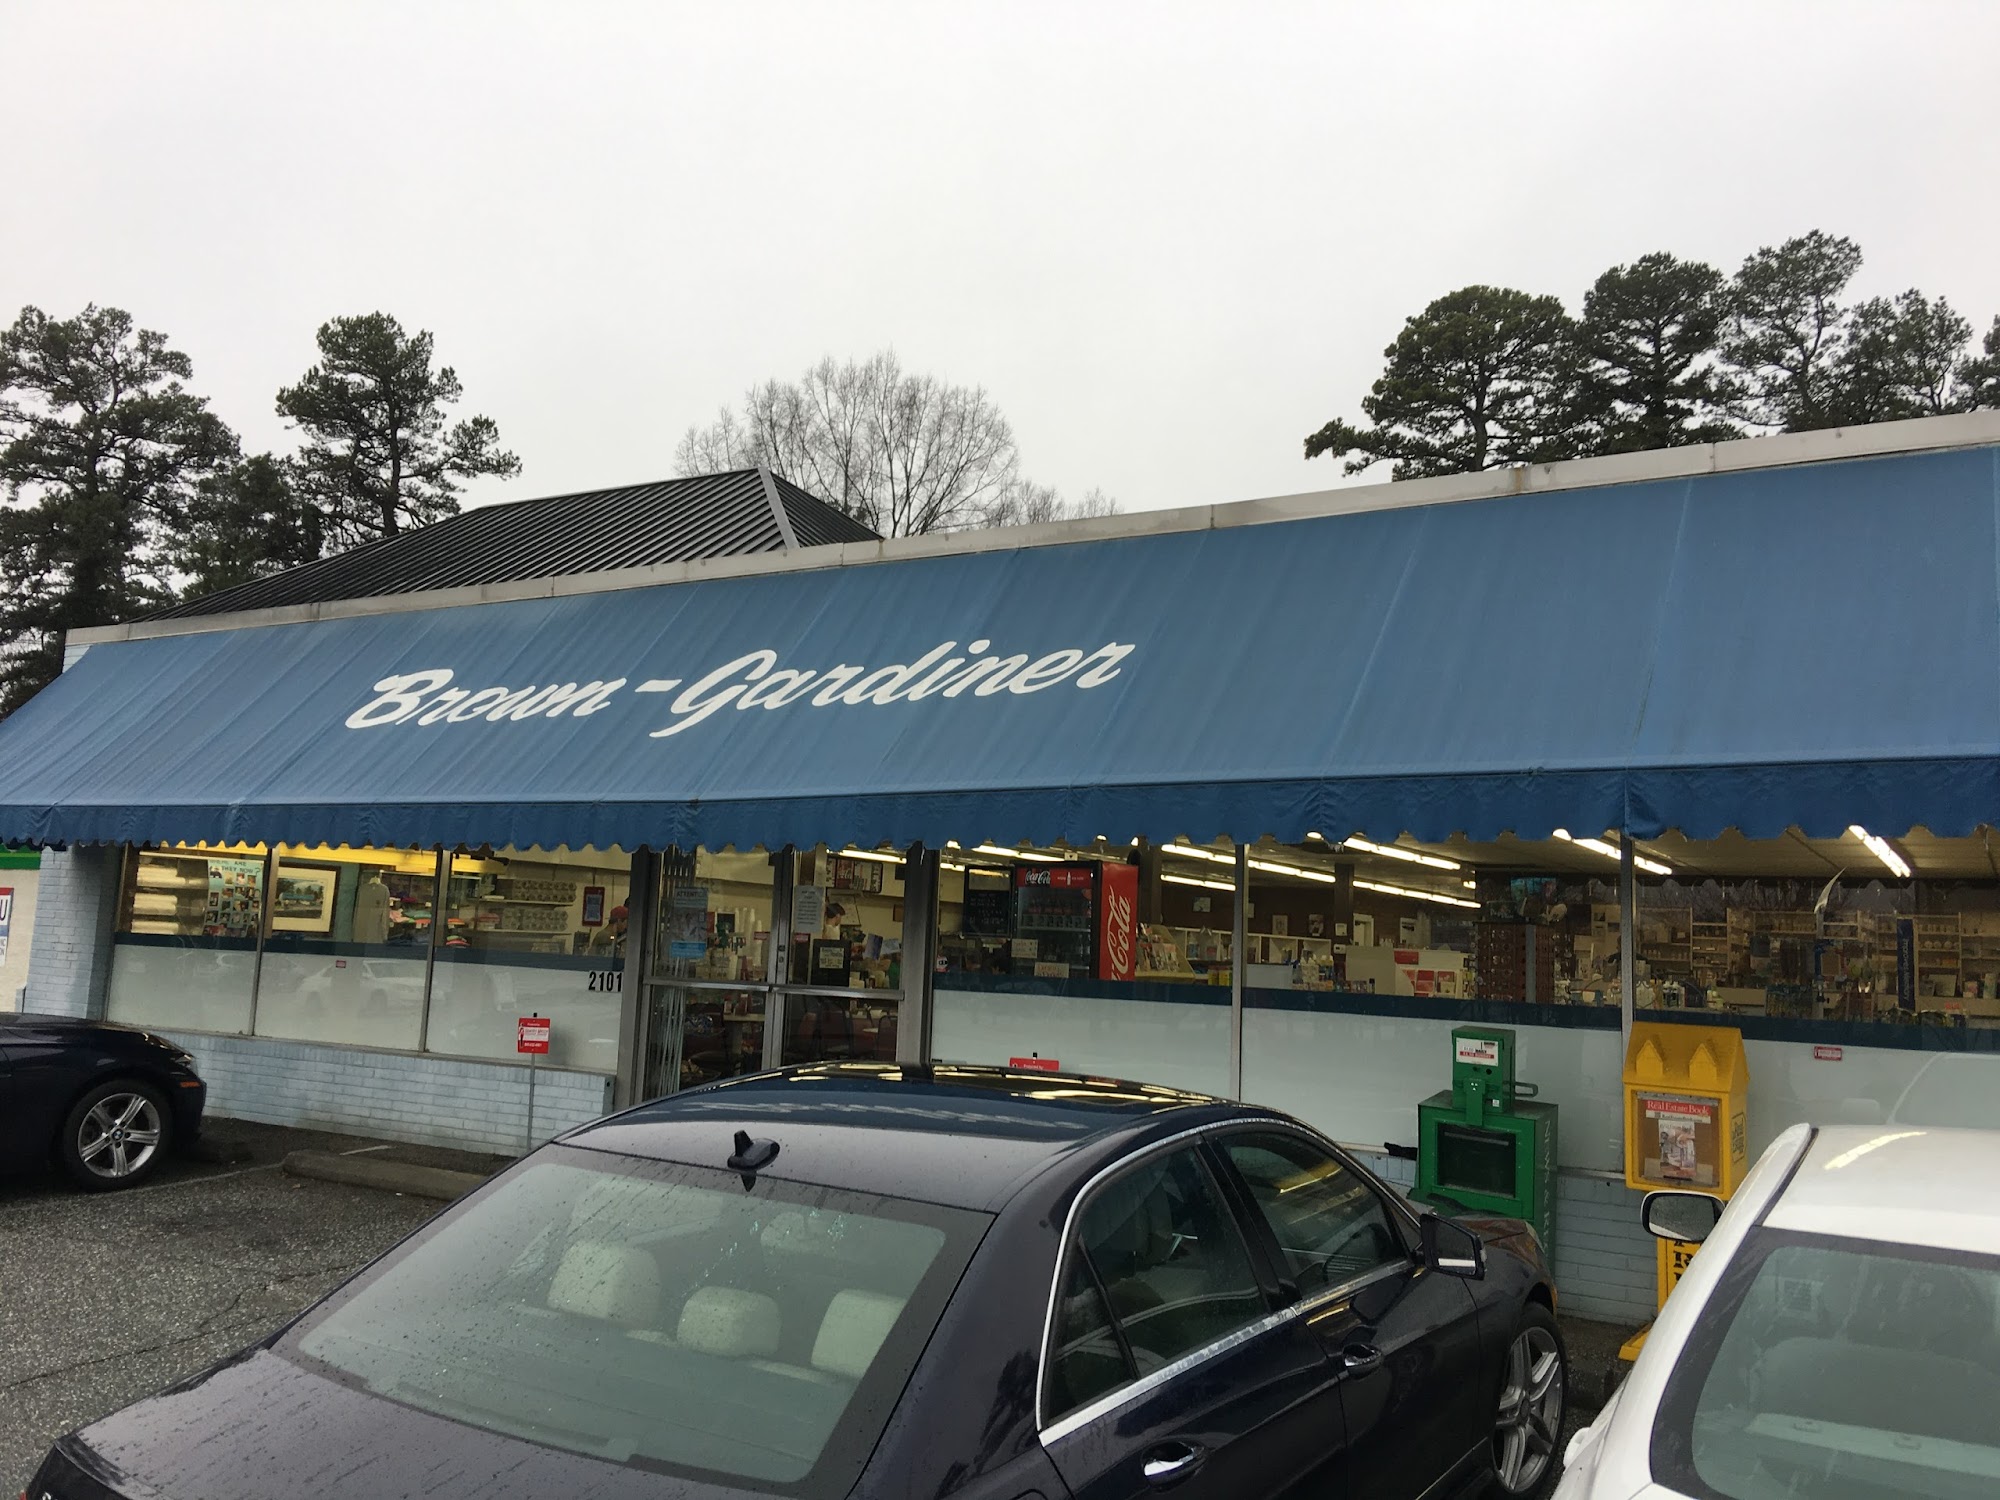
[1494, 1323, 1563, 1494]
[77, 1092, 164, 1181]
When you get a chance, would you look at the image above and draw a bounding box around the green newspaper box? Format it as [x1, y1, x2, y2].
[1413, 1025, 1558, 1248]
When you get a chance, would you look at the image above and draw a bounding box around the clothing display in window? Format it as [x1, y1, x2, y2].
[354, 874, 393, 945]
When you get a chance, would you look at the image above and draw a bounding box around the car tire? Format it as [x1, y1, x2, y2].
[1489, 1301, 1566, 1499]
[59, 1079, 174, 1191]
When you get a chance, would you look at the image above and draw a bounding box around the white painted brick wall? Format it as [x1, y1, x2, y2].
[1350, 1147, 1654, 1326]
[24, 846, 121, 1018]
[159, 1031, 615, 1155]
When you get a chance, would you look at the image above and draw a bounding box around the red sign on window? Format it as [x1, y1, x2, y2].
[1009, 1056, 1060, 1072]
[517, 1017, 551, 1055]
[1098, 863, 1138, 982]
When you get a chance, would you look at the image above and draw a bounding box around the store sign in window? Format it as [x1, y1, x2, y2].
[665, 885, 710, 960]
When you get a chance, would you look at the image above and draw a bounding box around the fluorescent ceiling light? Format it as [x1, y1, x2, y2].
[1336, 835, 1461, 871]
[1162, 872, 1235, 892]
[1161, 845, 1340, 885]
[1552, 829, 1672, 877]
[1848, 825, 1912, 880]
[971, 844, 1063, 863]
[838, 847, 905, 865]
[1354, 878, 1480, 910]
[1247, 857, 1338, 885]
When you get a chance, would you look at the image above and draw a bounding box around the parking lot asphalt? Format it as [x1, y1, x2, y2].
[4, 1116, 1624, 1495]
[0, 1119, 483, 1493]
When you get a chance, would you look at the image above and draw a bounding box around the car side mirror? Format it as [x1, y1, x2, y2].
[1642, 1189, 1724, 1244]
[1420, 1214, 1485, 1280]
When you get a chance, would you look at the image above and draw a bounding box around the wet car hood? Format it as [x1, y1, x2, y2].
[51, 1345, 777, 1500]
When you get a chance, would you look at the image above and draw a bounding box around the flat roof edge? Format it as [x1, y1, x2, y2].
[72, 411, 2000, 646]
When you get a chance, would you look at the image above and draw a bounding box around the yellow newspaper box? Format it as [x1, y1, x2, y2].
[1623, 1021, 1749, 1315]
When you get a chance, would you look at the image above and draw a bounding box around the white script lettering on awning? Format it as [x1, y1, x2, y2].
[343, 638, 1136, 739]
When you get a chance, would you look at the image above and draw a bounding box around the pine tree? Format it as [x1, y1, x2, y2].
[1828, 290, 1975, 423]
[1304, 286, 1577, 478]
[174, 454, 324, 602]
[0, 305, 236, 715]
[1573, 253, 1739, 452]
[1955, 316, 2000, 411]
[276, 313, 519, 546]
[1721, 231, 1863, 431]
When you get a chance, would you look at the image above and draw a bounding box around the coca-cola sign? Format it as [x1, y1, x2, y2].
[1098, 863, 1139, 981]
[1018, 866, 1094, 889]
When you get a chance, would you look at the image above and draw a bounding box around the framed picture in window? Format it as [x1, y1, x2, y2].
[272, 864, 338, 933]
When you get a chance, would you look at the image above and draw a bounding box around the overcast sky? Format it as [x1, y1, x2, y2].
[6, 1, 1998, 517]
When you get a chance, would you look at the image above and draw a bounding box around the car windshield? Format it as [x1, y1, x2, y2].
[1652, 1229, 2000, 1500]
[284, 1145, 986, 1496]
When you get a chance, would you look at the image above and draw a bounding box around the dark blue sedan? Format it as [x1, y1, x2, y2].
[31, 1062, 1567, 1499]
[1, 1012, 206, 1189]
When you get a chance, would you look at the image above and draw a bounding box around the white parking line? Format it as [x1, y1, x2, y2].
[122, 1161, 282, 1195]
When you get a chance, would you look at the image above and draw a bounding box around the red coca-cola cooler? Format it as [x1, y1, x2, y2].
[1011, 861, 1138, 981]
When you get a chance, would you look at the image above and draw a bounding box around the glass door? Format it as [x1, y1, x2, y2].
[772, 846, 911, 1067]
[639, 848, 781, 1099]
[778, 989, 901, 1065]
[647, 982, 770, 1093]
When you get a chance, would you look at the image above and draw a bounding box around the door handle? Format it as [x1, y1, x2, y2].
[1342, 1342, 1385, 1375]
[1142, 1440, 1208, 1487]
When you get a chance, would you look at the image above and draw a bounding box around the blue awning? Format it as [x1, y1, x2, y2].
[1, 444, 1996, 851]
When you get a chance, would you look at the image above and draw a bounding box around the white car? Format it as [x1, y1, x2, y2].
[1555, 1122, 2000, 1500]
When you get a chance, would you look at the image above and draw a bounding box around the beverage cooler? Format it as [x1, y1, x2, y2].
[1011, 861, 1139, 980]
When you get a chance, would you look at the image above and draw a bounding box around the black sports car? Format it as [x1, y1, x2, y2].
[31, 1062, 1566, 1500]
[0, 1012, 206, 1189]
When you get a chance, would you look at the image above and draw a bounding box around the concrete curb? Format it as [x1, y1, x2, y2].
[282, 1150, 489, 1202]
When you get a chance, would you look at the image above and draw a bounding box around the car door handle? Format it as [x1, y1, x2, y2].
[1342, 1342, 1385, 1375]
[1142, 1440, 1208, 1487]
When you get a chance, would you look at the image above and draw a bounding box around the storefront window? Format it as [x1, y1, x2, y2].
[929, 838, 1227, 1096]
[1617, 828, 2000, 1153]
[934, 857, 1016, 978]
[932, 840, 1142, 983]
[107, 845, 264, 1033]
[655, 848, 776, 986]
[784, 846, 906, 990]
[1144, 839, 1235, 986]
[647, 846, 781, 1093]
[1627, 833, 1952, 1027]
[426, 847, 631, 1072]
[1240, 839, 1340, 993]
[1233, 835, 1630, 1171]
[780, 845, 908, 1066]
[256, 845, 438, 1050]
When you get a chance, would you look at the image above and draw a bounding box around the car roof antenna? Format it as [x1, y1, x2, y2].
[727, 1129, 780, 1190]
